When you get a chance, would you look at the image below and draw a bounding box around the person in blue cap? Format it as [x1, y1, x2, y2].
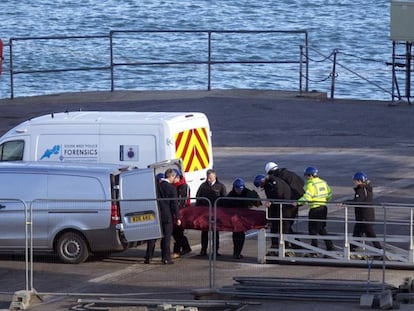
[294, 167, 334, 252]
[156, 172, 165, 182]
[344, 172, 382, 254]
[223, 178, 260, 259]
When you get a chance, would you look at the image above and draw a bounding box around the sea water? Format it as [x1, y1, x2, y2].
[0, 1, 400, 100]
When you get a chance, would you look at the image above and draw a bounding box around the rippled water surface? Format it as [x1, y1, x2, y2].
[0, 1, 400, 100]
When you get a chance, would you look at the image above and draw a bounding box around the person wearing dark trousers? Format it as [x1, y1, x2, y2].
[172, 169, 192, 258]
[345, 172, 382, 252]
[223, 178, 261, 259]
[308, 205, 332, 250]
[294, 166, 334, 252]
[255, 173, 292, 251]
[265, 162, 305, 235]
[144, 173, 164, 263]
[144, 239, 155, 264]
[195, 169, 227, 256]
[145, 168, 180, 264]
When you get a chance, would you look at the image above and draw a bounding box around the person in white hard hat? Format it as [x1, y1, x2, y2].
[264, 162, 304, 235]
[265, 162, 304, 200]
[258, 166, 292, 253]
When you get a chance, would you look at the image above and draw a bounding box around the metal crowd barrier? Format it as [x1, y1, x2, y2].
[3, 195, 413, 297]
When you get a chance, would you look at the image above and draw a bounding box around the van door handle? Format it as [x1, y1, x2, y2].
[0, 204, 5, 209]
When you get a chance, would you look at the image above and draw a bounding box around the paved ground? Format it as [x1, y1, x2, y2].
[1, 89, 414, 310]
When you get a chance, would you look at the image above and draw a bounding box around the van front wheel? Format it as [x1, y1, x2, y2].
[56, 232, 89, 264]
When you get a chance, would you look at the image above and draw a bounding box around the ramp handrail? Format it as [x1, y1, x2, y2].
[256, 199, 414, 266]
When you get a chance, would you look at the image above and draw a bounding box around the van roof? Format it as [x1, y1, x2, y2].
[0, 161, 136, 175]
[26, 111, 206, 124]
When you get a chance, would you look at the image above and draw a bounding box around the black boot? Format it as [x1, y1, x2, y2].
[181, 236, 192, 255]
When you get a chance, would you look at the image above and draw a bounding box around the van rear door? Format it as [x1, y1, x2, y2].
[118, 168, 162, 241]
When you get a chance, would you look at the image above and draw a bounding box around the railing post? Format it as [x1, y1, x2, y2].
[207, 31, 212, 91]
[9, 38, 14, 99]
[405, 42, 411, 100]
[381, 204, 386, 290]
[209, 199, 214, 289]
[330, 49, 337, 99]
[278, 203, 285, 257]
[299, 45, 303, 95]
[109, 32, 114, 92]
[305, 31, 309, 92]
[344, 205, 350, 259]
[257, 228, 266, 264]
[391, 41, 396, 103]
[410, 207, 414, 262]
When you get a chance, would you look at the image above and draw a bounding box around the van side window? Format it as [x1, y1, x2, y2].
[0, 140, 24, 161]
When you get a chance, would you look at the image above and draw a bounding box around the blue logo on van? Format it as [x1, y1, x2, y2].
[40, 145, 60, 160]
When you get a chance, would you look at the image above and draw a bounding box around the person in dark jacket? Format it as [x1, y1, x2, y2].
[172, 169, 192, 258]
[257, 173, 292, 250]
[195, 169, 227, 256]
[223, 178, 261, 259]
[145, 168, 181, 265]
[265, 162, 304, 234]
[345, 172, 381, 252]
[144, 172, 165, 263]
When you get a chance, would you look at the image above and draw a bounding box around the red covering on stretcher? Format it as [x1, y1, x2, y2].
[180, 206, 266, 232]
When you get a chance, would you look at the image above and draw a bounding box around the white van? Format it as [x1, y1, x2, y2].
[0, 111, 213, 196]
[0, 161, 170, 264]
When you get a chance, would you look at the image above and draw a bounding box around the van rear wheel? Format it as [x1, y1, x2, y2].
[56, 232, 89, 264]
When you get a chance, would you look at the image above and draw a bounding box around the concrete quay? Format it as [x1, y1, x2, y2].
[0, 89, 414, 311]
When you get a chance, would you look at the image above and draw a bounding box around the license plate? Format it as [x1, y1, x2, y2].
[130, 214, 155, 222]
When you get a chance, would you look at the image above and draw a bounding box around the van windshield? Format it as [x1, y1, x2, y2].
[0, 140, 24, 161]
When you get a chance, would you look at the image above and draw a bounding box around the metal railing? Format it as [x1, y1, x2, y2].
[3, 30, 309, 99]
[0, 199, 31, 291]
[109, 30, 309, 93]
[300, 46, 394, 100]
[257, 199, 414, 268]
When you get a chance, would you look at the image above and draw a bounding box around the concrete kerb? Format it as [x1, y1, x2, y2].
[0, 89, 328, 105]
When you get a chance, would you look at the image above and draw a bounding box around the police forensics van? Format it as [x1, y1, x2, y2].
[0, 111, 213, 196]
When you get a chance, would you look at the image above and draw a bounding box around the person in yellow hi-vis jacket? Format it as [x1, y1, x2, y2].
[293, 167, 334, 252]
